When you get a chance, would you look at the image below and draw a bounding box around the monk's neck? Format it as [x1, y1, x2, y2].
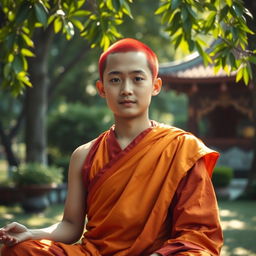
[114, 118, 152, 150]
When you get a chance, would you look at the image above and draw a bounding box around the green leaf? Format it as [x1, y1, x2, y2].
[70, 18, 84, 31]
[161, 10, 172, 25]
[75, 0, 86, 9]
[21, 48, 35, 57]
[21, 33, 34, 47]
[17, 71, 32, 87]
[100, 34, 111, 50]
[21, 55, 28, 71]
[13, 55, 23, 74]
[242, 66, 249, 85]
[72, 10, 91, 17]
[15, 2, 30, 25]
[227, 52, 236, 68]
[122, 1, 133, 19]
[174, 34, 183, 49]
[225, 0, 233, 7]
[155, 2, 170, 15]
[196, 40, 212, 65]
[171, 0, 181, 10]
[109, 26, 122, 38]
[7, 53, 14, 63]
[54, 18, 62, 33]
[213, 63, 221, 74]
[167, 9, 180, 26]
[248, 56, 256, 65]
[181, 7, 188, 22]
[204, 11, 216, 31]
[112, 0, 121, 11]
[34, 2, 48, 27]
[106, 0, 114, 11]
[205, 3, 217, 11]
[232, 3, 243, 17]
[185, 37, 194, 52]
[219, 6, 229, 22]
[183, 19, 192, 35]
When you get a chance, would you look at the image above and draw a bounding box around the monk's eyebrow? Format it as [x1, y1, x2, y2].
[107, 70, 146, 76]
[107, 71, 122, 76]
[130, 70, 146, 75]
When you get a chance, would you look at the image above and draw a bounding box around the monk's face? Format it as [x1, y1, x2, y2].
[96, 51, 162, 120]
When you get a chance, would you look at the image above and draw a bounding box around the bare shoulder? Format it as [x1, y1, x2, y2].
[69, 139, 97, 173]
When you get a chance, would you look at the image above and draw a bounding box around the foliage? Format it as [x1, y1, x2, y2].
[150, 90, 188, 129]
[155, 0, 256, 85]
[212, 166, 233, 188]
[13, 162, 63, 186]
[49, 155, 70, 183]
[0, 0, 133, 95]
[48, 102, 113, 156]
[0, 0, 255, 95]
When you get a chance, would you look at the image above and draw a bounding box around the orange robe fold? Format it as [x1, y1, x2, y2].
[1, 122, 223, 256]
[81, 123, 222, 255]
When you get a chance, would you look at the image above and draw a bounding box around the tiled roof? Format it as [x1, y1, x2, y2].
[159, 52, 236, 79]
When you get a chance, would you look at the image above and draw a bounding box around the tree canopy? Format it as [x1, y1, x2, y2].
[0, 0, 255, 95]
[0, 0, 132, 95]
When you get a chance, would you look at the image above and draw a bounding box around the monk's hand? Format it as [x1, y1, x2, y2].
[0, 222, 32, 246]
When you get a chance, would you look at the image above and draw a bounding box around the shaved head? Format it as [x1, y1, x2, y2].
[98, 38, 159, 81]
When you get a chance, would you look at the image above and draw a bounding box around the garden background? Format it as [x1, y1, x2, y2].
[0, 1, 256, 255]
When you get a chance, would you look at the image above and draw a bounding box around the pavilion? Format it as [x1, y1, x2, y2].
[159, 52, 254, 177]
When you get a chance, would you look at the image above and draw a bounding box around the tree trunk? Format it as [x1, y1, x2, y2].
[0, 121, 19, 168]
[244, 0, 256, 195]
[25, 28, 53, 164]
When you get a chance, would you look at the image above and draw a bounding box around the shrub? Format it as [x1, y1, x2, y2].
[48, 103, 113, 156]
[212, 166, 233, 188]
[13, 163, 63, 186]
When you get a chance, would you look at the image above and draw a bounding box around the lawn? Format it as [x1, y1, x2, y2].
[218, 200, 256, 256]
[0, 200, 255, 256]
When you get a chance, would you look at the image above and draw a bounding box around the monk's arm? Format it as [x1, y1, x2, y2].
[154, 158, 223, 256]
[0, 143, 91, 246]
[31, 145, 88, 243]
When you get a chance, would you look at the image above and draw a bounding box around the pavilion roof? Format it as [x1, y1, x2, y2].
[159, 51, 236, 80]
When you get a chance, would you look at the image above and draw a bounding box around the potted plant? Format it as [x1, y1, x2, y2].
[13, 162, 63, 212]
[212, 166, 233, 200]
[0, 178, 22, 205]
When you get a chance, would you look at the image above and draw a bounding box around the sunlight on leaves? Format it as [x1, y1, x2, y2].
[2, 213, 14, 220]
[221, 219, 246, 230]
[219, 209, 237, 217]
[222, 245, 256, 256]
[25, 213, 62, 228]
[233, 247, 256, 256]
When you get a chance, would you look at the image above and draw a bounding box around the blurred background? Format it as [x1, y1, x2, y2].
[0, 1, 255, 255]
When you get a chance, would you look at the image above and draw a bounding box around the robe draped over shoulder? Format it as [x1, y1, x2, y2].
[81, 122, 221, 256]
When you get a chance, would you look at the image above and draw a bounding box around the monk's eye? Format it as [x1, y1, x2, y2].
[110, 77, 120, 83]
[134, 76, 144, 82]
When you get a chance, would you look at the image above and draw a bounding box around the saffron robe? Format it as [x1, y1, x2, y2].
[1, 122, 223, 256]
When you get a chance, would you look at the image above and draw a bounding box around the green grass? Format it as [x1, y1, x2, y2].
[0, 201, 255, 255]
[0, 204, 63, 228]
[219, 200, 256, 256]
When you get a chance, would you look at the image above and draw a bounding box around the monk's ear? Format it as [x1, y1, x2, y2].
[96, 80, 105, 98]
[152, 78, 162, 96]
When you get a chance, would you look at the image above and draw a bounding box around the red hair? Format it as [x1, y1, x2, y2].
[98, 38, 159, 81]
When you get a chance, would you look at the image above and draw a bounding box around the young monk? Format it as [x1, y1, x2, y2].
[0, 38, 223, 256]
